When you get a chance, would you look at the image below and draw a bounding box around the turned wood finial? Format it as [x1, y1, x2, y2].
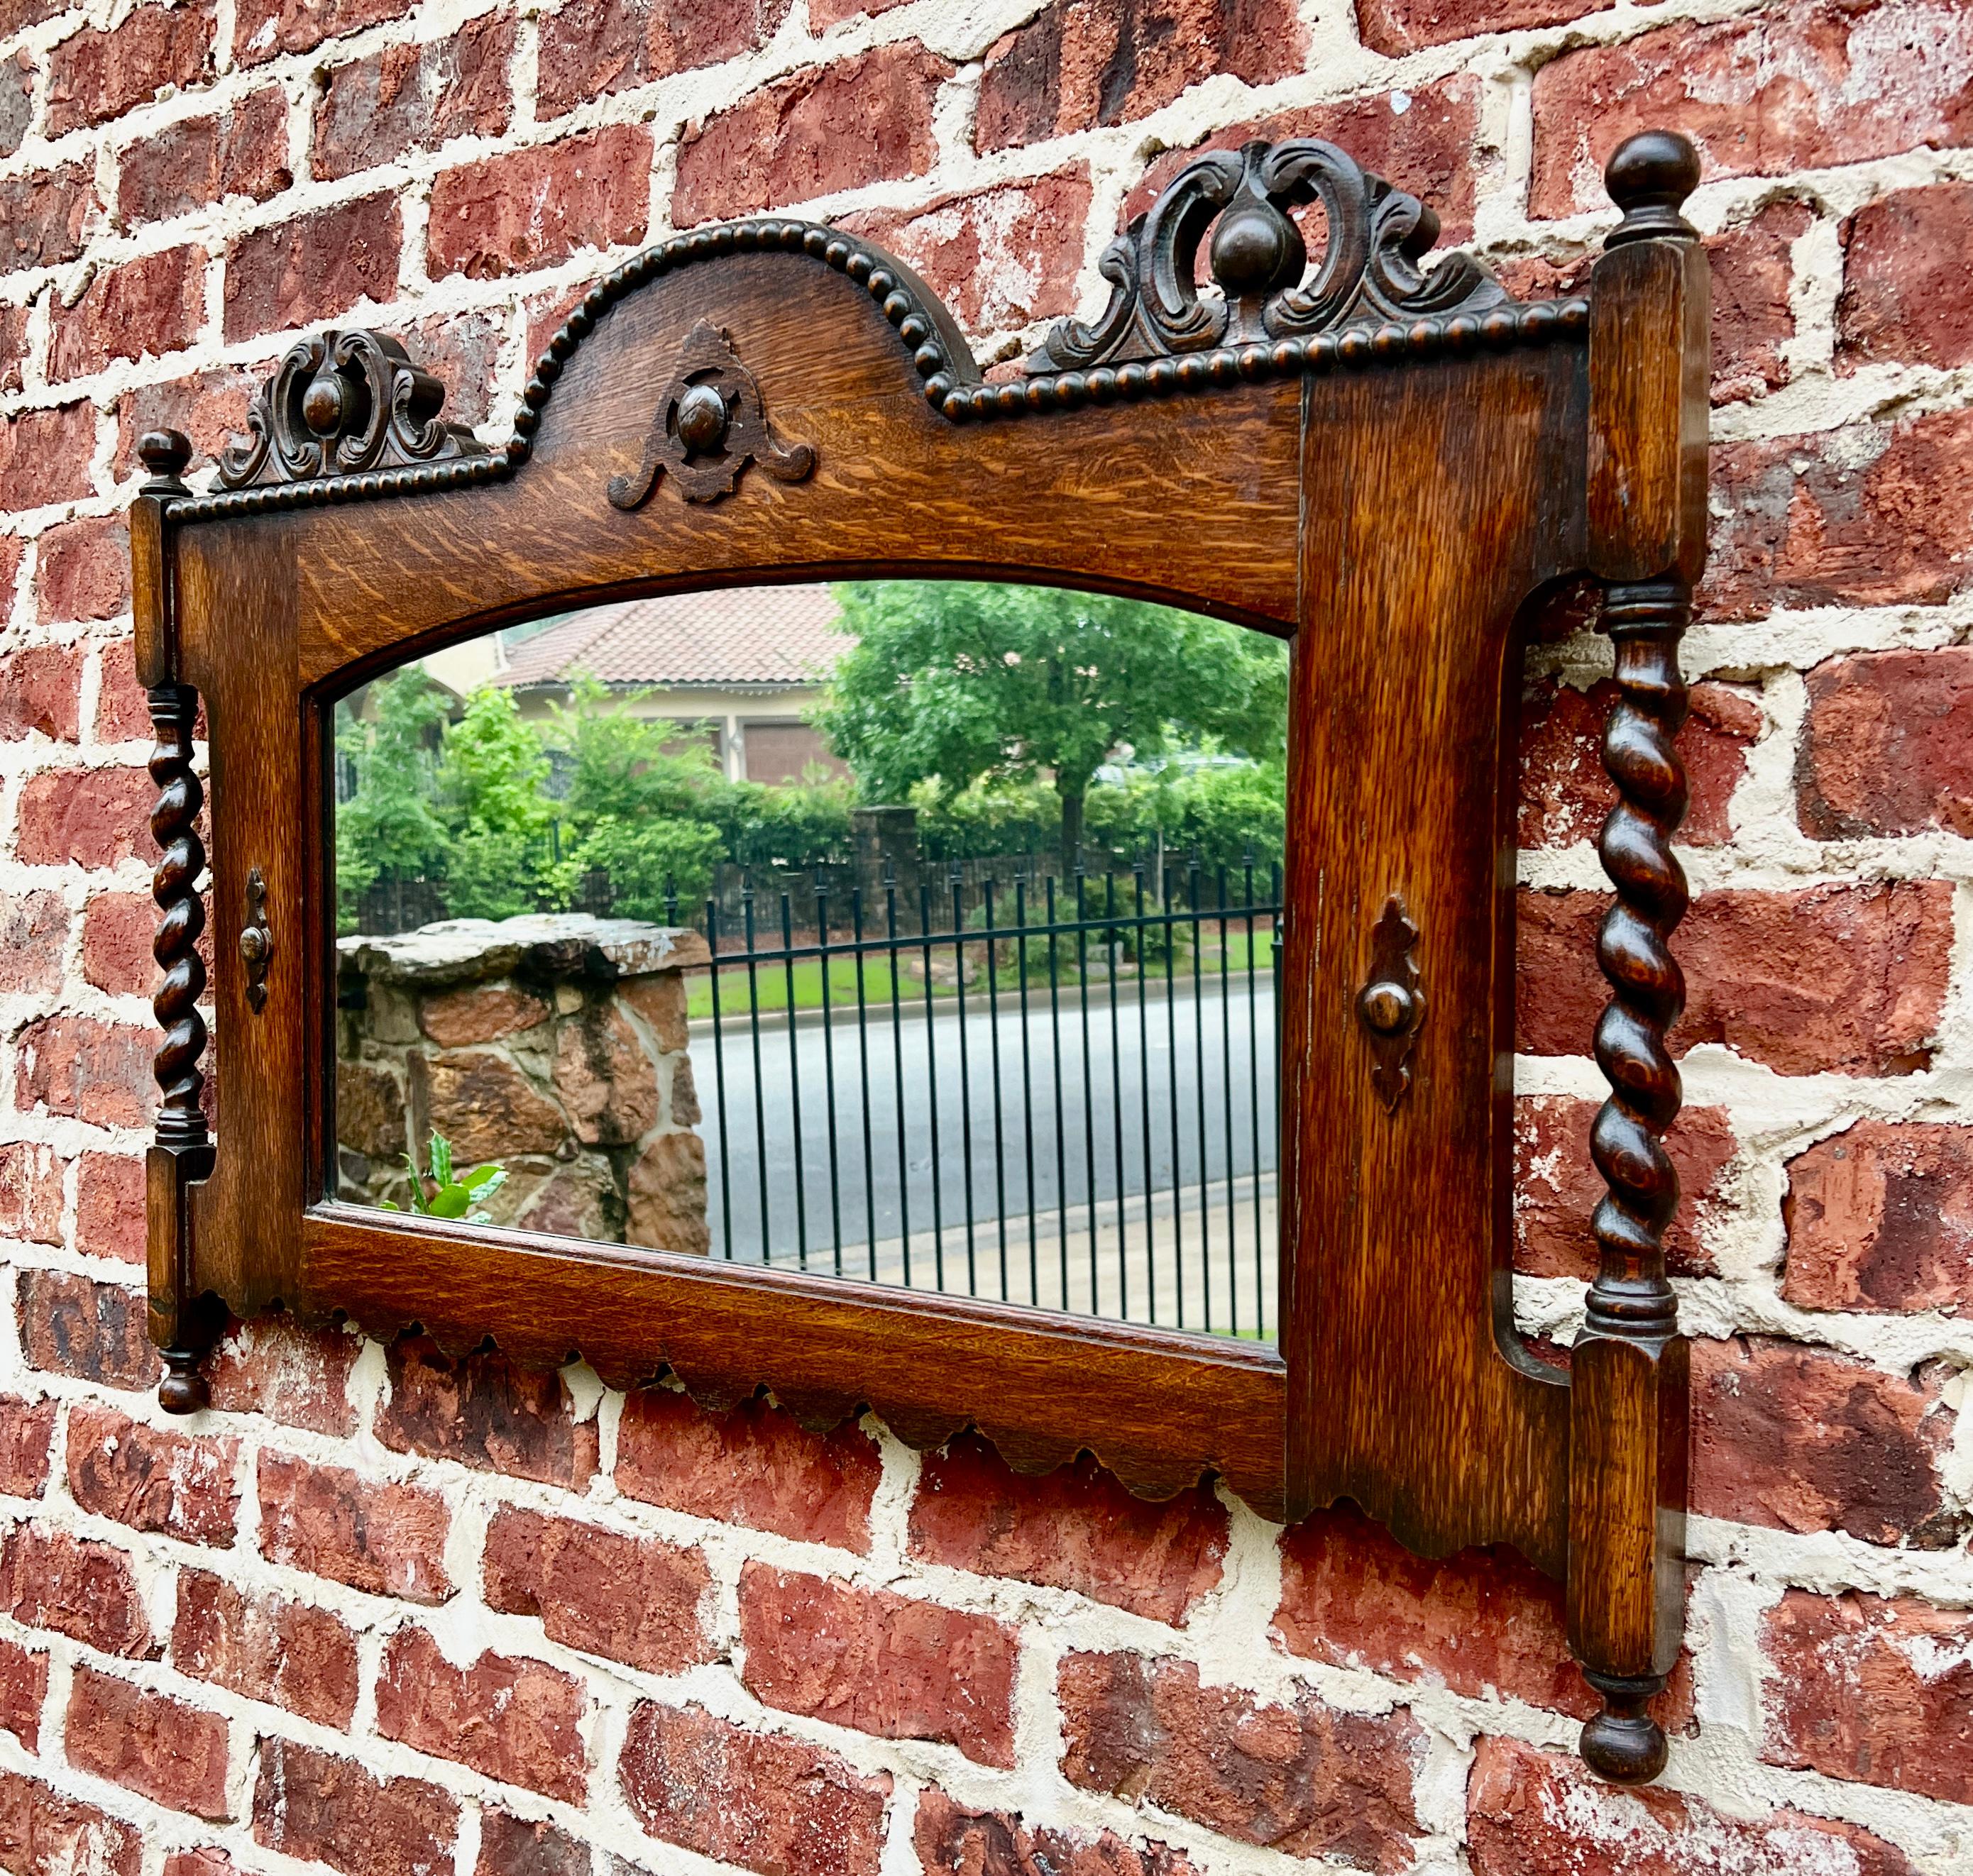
[158, 1349, 210, 1415]
[138, 429, 192, 491]
[1581, 1670, 1671, 1783]
[1603, 131, 1702, 247]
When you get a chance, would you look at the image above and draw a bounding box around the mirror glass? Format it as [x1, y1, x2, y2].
[332, 582, 1287, 1342]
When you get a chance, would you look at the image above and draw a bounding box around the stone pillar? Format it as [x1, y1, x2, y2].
[336, 914, 712, 1255]
[852, 804, 919, 917]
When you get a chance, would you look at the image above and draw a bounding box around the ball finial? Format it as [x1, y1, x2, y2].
[158, 1347, 209, 1414]
[136, 429, 192, 490]
[1580, 1670, 1669, 1783]
[1603, 131, 1702, 247]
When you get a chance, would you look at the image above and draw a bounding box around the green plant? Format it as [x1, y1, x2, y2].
[436, 686, 559, 917]
[380, 1131, 507, 1222]
[335, 670, 451, 921]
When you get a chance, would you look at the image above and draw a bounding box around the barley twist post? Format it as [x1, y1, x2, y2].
[136, 429, 218, 1413]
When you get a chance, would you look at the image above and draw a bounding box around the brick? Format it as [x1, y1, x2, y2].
[0, 891, 67, 995]
[0, 51, 30, 161]
[50, 245, 205, 381]
[909, 1434, 1226, 1625]
[16, 765, 157, 868]
[378, 1334, 597, 1486]
[618, 1701, 889, 1876]
[539, 0, 789, 116]
[1839, 181, 1973, 370]
[253, 1739, 458, 1876]
[1529, 0, 1973, 219]
[65, 1665, 230, 1819]
[0, 1640, 45, 1748]
[1278, 1501, 1589, 1716]
[174, 1568, 359, 1728]
[843, 169, 1093, 336]
[1059, 1652, 1420, 1868]
[118, 87, 291, 226]
[224, 195, 402, 342]
[428, 124, 650, 280]
[615, 1385, 881, 1550]
[1762, 1589, 1973, 1804]
[81, 892, 153, 995]
[1515, 1097, 1732, 1281]
[0, 646, 81, 741]
[37, 515, 131, 622]
[377, 1626, 588, 1803]
[0, 403, 97, 509]
[0, 298, 28, 394]
[1799, 647, 1973, 839]
[258, 1449, 451, 1602]
[16, 1015, 155, 1130]
[206, 1311, 361, 1435]
[674, 45, 948, 226]
[112, 368, 258, 484]
[1710, 410, 1973, 617]
[47, 0, 216, 136]
[1710, 200, 1810, 404]
[0, 1770, 143, 1876]
[477, 1813, 594, 1876]
[18, 1271, 160, 1389]
[0, 1142, 63, 1247]
[977, 0, 1304, 153]
[915, 1791, 1200, 1876]
[165, 1855, 238, 1876]
[0, 166, 94, 272]
[1468, 1733, 1916, 1875]
[1518, 676, 1758, 850]
[1367, 0, 1601, 51]
[75, 1152, 145, 1263]
[1515, 882, 1952, 1077]
[1693, 1337, 1956, 1547]
[1122, 79, 1483, 241]
[1784, 1123, 1973, 1314]
[234, 0, 412, 63]
[314, 14, 512, 181]
[740, 1562, 1017, 1765]
[0, 1524, 151, 1655]
[483, 1505, 710, 1674]
[0, 1398, 56, 1496]
[66, 1401, 239, 1545]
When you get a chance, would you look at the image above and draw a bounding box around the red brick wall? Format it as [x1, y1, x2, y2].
[2, 0, 1969, 1869]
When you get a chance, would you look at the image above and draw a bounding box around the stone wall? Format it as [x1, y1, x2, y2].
[0, 0, 1970, 1870]
[336, 915, 710, 1254]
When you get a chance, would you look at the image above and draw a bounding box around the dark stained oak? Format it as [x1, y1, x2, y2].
[132, 131, 1710, 1787]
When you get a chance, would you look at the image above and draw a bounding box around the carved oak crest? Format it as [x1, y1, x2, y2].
[608, 320, 816, 508]
[1032, 138, 1507, 372]
[216, 329, 484, 490]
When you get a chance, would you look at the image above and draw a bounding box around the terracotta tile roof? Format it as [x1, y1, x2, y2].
[494, 584, 848, 692]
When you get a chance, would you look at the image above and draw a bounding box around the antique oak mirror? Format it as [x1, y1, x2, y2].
[134, 127, 1708, 1784]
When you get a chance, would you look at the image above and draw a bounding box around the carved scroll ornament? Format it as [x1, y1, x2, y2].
[1031, 138, 1509, 373]
[608, 321, 816, 508]
[217, 329, 485, 490]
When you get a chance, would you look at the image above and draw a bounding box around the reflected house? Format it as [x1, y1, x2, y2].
[489, 583, 851, 783]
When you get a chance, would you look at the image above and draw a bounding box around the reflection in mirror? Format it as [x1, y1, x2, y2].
[332, 582, 1287, 1340]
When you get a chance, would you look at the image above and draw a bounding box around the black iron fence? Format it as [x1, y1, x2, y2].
[677, 856, 1282, 1341]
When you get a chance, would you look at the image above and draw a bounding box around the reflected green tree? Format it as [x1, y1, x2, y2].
[816, 582, 1287, 858]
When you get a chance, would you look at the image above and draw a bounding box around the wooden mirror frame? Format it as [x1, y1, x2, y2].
[133, 127, 1708, 1784]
